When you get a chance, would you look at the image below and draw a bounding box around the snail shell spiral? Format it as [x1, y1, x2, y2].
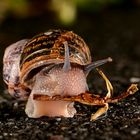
[3, 29, 91, 99]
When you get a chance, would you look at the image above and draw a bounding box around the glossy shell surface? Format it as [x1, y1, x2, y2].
[3, 29, 91, 99]
[20, 29, 91, 87]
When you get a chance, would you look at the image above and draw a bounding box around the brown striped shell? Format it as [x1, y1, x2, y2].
[3, 29, 91, 99]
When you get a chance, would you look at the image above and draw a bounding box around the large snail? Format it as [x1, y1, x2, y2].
[3, 29, 138, 121]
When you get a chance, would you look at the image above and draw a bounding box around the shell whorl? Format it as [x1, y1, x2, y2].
[20, 29, 91, 86]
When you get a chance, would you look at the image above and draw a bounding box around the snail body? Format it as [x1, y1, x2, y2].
[3, 29, 120, 120]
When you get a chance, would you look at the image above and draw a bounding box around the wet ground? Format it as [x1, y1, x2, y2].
[0, 8, 140, 140]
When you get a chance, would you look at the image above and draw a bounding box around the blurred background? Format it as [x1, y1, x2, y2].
[0, 0, 140, 93]
[0, 1, 140, 139]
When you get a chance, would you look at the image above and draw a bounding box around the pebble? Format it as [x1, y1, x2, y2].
[0, 136, 3, 140]
[3, 133, 8, 136]
[130, 77, 140, 83]
[56, 118, 62, 121]
[131, 129, 139, 135]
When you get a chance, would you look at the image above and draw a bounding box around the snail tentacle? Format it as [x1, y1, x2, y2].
[63, 41, 71, 72]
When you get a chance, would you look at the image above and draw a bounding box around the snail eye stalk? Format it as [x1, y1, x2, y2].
[63, 41, 71, 72]
[84, 57, 112, 75]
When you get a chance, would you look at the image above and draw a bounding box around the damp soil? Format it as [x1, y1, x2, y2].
[0, 8, 140, 140]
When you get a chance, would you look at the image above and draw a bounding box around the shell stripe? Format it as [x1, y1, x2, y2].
[20, 30, 92, 87]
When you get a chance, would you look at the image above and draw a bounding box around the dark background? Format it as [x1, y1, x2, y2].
[0, 0, 140, 140]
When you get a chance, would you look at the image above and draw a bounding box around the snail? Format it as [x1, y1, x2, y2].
[3, 29, 138, 121]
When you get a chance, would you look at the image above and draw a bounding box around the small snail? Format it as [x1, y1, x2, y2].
[3, 29, 138, 121]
